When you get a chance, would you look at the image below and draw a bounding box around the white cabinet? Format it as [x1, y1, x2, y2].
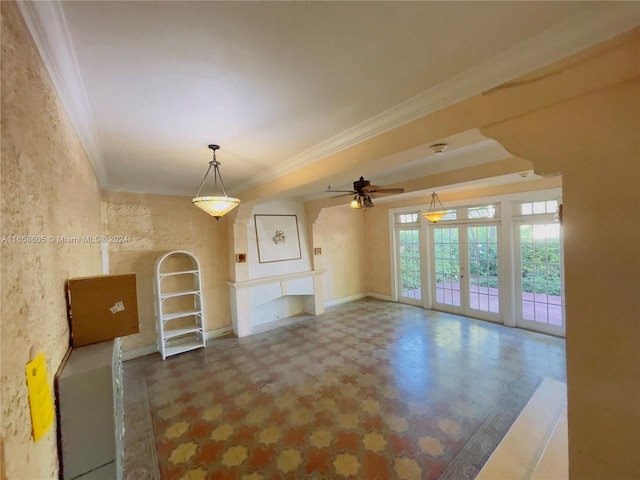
[56, 339, 123, 480]
[154, 250, 206, 359]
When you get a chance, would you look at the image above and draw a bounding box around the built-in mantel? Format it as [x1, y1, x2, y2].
[228, 270, 325, 337]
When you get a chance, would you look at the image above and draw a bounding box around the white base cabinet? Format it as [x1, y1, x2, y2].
[56, 339, 123, 480]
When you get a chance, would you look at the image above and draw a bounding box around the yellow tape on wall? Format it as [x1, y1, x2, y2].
[25, 352, 54, 441]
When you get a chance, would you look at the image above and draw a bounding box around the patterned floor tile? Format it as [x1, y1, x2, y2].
[123, 298, 566, 479]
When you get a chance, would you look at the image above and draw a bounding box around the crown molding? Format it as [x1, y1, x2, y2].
[239, 3, 640, 193]
[16, 1, 638, 195]
[17, 0, 107, 186]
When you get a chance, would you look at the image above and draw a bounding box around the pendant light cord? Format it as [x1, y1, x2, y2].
[193, 149, 231, 198]
[194, 163, 213, 197]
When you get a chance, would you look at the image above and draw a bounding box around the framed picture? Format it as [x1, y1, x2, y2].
[254, 214, 302, 263]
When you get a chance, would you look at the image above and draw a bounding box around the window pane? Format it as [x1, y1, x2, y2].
[533, 201, 546, 214]
[521, 200, 559, 215]
[440, 210, 457, 221]
[398, 213, 419, 224]
[468, 205, 496, 219]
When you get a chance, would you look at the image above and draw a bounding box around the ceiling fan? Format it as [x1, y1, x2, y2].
[326, 176, 405, 209]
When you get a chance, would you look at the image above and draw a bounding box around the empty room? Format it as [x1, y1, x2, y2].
[2, 2, 639, 479]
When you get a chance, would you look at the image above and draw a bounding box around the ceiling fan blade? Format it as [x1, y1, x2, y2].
[328, 192, 356, 198]
[325, 189, 356, 193]
[368, 188, 405, 194]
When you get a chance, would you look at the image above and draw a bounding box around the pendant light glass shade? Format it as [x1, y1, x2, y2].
[192, 195, 241, 218]
[422, 191, 447, 223]
[192, 144, 240, 220]
[422, 210, 447, 223]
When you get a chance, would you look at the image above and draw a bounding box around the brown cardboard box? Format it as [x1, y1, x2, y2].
[67, 273, 139, 347]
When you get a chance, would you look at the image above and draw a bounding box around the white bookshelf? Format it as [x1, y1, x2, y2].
[154, 251, 205, 359]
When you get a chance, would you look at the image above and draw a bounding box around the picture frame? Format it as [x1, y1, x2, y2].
[254, 214, 302, 263]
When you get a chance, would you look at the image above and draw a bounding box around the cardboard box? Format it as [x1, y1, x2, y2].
[67, 273, 139, 347]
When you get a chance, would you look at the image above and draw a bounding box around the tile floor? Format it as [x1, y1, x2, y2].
[123, 298, 566, 480]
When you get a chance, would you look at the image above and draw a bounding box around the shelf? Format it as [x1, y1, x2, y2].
[159, 269, 199, 278]
[227, 269, 326, 289]
[155, 251, 206, 360]
[163, 326, 203, 340]
[161, 309, 201, 322]
[165, 338, 205, 358]
[160, 289, 200, 300]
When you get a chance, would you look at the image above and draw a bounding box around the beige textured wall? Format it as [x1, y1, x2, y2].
[482, 82, 640, 479]
[311, 205, 367, 302]
[1, 2, 104, 478]
[103, 192, 232, 353]
[365, 206, 393, 298]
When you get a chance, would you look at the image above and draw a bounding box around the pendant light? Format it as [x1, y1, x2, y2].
[192, 144, 241, 220]
[422, 191, 447, 223]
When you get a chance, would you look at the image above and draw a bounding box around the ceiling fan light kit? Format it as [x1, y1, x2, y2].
[192, 144, 241, 220]
[422, 191, 447, 223]
[350, 193, 374, 209]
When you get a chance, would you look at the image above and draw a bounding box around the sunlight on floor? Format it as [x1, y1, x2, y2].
[477, 377, 568, 480]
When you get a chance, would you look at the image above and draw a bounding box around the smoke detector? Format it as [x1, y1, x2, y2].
[430, 143, 448, 154]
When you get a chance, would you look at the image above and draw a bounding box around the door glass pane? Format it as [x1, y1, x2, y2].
[434, 227, 460, 306]
[399, 229, 421, 300]
[520, 224, 562, 325]
[467, 225, 499, 313]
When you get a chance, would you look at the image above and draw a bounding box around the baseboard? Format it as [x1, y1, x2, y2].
[122, 325, 234, 361]
[324, 293, 367, 308]
[205, 326, 234, 341]
[368, 292, 393, 302]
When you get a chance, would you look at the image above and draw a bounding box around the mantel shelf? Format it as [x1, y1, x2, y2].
[228, 269, 326, 337]
[227, 270, 326, 289]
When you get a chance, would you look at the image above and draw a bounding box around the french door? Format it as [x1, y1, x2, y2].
[432, 224, 501, 322]
[515, 221, 564, 334]
[397, 228, 423, 306]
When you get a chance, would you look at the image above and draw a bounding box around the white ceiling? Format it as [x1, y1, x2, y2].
[19, 1, 639, 200]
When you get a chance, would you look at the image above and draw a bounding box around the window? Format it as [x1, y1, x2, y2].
[521, 200, 558, 216]
[467, 205, 496, 219]
[438, 209, 458, 221]
[397, 213, 419, 224]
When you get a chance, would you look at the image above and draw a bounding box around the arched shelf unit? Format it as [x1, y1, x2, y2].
[154, 250, 205, 359]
